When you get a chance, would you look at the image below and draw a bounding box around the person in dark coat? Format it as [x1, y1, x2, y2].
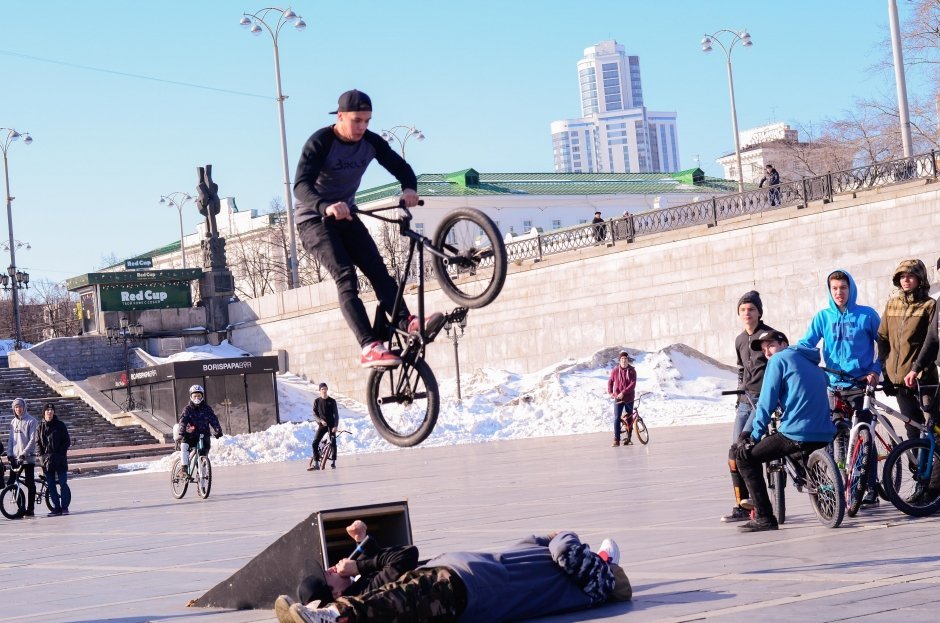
[36, 403, 71, 516]
[758, 164, 781, 206]
[309, 383, 339, 470]
[177, 385, 223, 476]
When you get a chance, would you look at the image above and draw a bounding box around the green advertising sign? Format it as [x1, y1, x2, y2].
[99, 282, 193, 311]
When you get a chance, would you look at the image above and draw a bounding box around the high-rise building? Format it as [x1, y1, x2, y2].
[551, 40, 680, 174]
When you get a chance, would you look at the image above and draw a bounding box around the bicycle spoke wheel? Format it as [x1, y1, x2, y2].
[807, 449, 845, 528]
[170, 458, 189, 499]
[634, 416, 649, 445]
[0, 485, 26, 519]
[874, 431, 895, 501]
[431, 208, 507, 309]
[319, 440, 333, 470]
[845, 429, 870, 518]
[768, 467, 786, 524]
[367, 358, 440, 447]
[881, 438, 940, 517]
[196, 456, 212, 499]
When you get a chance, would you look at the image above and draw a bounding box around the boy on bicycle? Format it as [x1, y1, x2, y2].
[798, 269, 881, 506]
[309, 383, 339, 471]
[178, 385, 223, 477]
[294, 89, 443, 369]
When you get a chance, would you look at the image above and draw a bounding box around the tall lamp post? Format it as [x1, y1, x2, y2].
[1, 127, 33, 350]
[380, 125, 425, 159]
[159, 192, 193, 268]
[239, 6, 306, 289]
[701, 30, 752, 193]
[107, 317, 144, 411]
[443, 312, 468, 401]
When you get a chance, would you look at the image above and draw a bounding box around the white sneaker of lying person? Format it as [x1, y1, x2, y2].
[597, 538, 621, 565]
[289, 602, 340, 623]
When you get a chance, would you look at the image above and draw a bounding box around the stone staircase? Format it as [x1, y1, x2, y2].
[0, 367, 171, 468]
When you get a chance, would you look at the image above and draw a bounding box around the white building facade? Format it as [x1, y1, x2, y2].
[551, 40, 680, 174]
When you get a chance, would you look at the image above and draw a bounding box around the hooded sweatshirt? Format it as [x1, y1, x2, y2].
[8, 402, 38, 465]
[798, 269, 881, 386]
[877, 259, 937, 385]
[750, 346, 836, 443]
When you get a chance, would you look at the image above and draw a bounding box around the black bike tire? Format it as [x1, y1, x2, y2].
[43, 487, 54, 512]
[367, 358, 440, 447]
[846, 429, 871, 517]
[881, 438, 940, 517]
[170, 458, 189, 499]
[807, 449, 845, 528]
[634, 416, 649, 445]
[770, 467, 786, 524]
[0, 485, 25, 519]
[831, 426, 848, 473]
[196, 456, 212, 499]
[319, 440, 334, 470]
[431, 208, 507, 309]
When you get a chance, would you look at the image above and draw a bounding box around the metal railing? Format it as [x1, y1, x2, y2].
[356, 150, 938, 292]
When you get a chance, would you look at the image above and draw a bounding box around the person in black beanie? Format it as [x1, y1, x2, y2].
[722, 290, 776, 523]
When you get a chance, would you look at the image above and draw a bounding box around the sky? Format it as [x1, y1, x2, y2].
[1, 0, 916, 286]
[120, 340, 741, 473]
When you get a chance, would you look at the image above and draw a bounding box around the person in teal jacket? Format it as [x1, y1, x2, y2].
[733, 331, 836, 532]
[798, 268, 881, 505]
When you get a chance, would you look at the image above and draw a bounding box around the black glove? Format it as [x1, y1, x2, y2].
[214, 431, 223, 439]
[737, 430, 752, 444]
[733, 439, 754, 463]
[881, 379, 897, 397]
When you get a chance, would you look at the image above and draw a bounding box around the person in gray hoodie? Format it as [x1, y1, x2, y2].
[7, 397, 38, 517]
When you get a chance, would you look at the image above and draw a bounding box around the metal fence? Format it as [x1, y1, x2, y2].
[358, 151, 938, 292]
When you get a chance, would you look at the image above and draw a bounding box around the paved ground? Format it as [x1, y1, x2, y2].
[1, 422, 939, 623]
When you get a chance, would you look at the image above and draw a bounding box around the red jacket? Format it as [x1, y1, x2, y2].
[607, 365, 637, 403]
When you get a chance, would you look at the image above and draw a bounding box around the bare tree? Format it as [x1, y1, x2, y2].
[26, 279, 80, 339]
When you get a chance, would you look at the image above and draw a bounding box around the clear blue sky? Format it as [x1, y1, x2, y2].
[1, 0, 914, 285]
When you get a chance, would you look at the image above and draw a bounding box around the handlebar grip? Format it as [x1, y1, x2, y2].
[397, 199, 424, 207]
[721, 390, 745, 396]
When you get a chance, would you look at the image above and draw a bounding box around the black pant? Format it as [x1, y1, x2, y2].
[313, 425, 335, 462]
[737, 434, 826, 519]
[895, 386, 927, 441]
[298, 217, 410, 347]
[7, 462, 35, 514]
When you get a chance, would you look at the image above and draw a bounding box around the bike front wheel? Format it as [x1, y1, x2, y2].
[319, 440, 336, 470]
[0, 485, 25, 520]
[367, 358, 440, 447]
[634, 416, 649, 445]
[431, 208, 507, 309]
[768, 466, 786, 524]
[881, 438, 940, 517]
[806, 449, 845, 528]
[845, 429, 871, 518]
[170, 458, 189, 499]
[196, 456, 212, 499]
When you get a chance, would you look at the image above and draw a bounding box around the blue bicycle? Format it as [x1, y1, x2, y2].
[880, 383, 940, 516]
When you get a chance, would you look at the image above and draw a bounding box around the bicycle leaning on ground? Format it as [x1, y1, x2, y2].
[618, 392, 650, 445]
[313, 429, 352, 471]
[356, 200, 508, 448]
[722, 390, 845, 527]
[0, 458, 54, 519]
[170, 434, 212, 500]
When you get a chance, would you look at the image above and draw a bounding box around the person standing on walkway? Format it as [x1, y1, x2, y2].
[36, 403, 71, 516]
[758, 164, 781, 206]
[7, 397, 38, 517]
[723, 291, 776, 523]
[309, 383, 339, 470]
[591, 210, 605, 243]
[607, 351, 637, 446]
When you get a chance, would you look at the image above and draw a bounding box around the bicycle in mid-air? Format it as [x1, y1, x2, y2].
[358, 200, 508, 447]
[170, 434, 213, 500]
[1, 460, 54, 519]
[618, 392, 650, 445]
[722, 390, 845, 527]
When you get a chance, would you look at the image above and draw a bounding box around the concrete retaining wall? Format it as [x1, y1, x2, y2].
[228, 180, 940, 402]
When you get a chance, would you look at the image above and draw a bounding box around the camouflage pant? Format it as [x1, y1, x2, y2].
[334, 566, 467, 623]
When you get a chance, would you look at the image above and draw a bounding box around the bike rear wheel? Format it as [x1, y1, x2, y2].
[806, 449, 845, 528]
[170, 457, 189, 499]
[0, 485, 25, 519]
[431, 208, 507, 309]
[874, 429, 895, 501]
[196, 456, 212, 499]
[367, 358, 440, 447]
[845, 429, 871, 517]
[881, 438, 940, 517]
[768, 465, 786, 524]
[634, 416, 649, 445]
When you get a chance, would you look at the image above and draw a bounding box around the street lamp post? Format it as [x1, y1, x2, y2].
[380, 125, 425, 159]
[1, 127, 33, 350]
[701, 30, 753, 193]
[106, 317, 145, 412]
[443, 313, 468, 401]
[239, 7, 306, 289]
[159, 192, 194, 268]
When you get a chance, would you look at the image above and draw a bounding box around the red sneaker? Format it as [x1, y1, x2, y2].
[360, 342, 402, 368]
[406, 312, 446, 338]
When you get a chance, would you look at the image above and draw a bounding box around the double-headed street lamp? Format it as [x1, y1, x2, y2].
[239, 6, 306, 289]
[443, 311, 468, 401]
[159, 192, 193, 268]
[380, 125, 425, 159]
[107, 317, 145, 412]
[1, 127, 33, 350]
[701, 29, 752, 193]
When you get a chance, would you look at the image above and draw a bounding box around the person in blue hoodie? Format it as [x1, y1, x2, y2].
[733, 331, 836, 532]
[798, 268, 881, 506]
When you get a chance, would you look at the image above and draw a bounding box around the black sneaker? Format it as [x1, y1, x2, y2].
[861, 493, 879, 507]
[721, 506, 750, 523]
[739, 516, 779, 532]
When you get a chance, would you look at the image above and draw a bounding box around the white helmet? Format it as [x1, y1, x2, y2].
[189, 384, 205, 395]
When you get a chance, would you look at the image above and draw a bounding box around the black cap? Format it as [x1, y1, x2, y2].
[297, 563, 332, 605]
[330, 89, 372, 114]
[319, 382, 328, 390]
[750, 330, 789, 351]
